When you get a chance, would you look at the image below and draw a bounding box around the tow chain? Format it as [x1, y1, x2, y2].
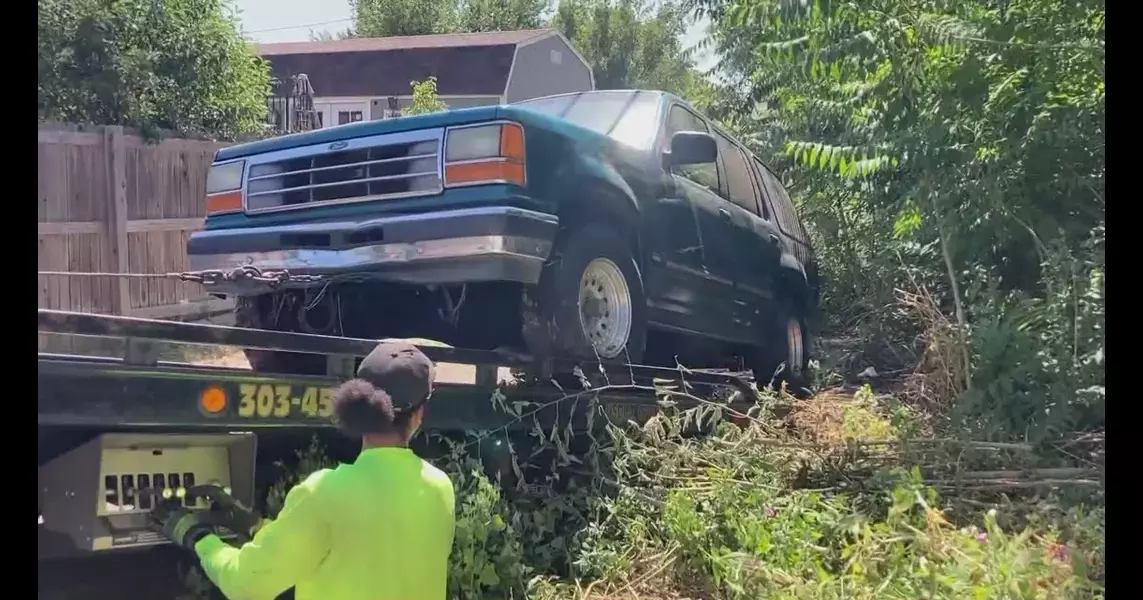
[37, 266, 324, 289]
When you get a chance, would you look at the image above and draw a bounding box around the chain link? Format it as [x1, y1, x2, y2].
[37, 266, 323, 288]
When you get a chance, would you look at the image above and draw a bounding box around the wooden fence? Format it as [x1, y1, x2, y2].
[38, 124, 234, 320]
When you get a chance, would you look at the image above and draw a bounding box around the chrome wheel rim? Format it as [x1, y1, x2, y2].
[787, 318, 805, 374]
[577, 258, 632, 359]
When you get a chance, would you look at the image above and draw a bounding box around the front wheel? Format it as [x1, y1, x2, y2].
[522, 224, 647, 364]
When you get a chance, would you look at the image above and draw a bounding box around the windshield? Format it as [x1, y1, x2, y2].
[512, 91, 662, 150]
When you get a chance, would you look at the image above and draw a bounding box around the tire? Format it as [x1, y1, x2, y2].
[234, 295, 326, 376]
[751, 301, 813, 399]
[522, 224, 647, 363]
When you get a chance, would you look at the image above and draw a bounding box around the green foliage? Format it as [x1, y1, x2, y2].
[350, 0, 546, 37]
[437, 450, 532, 599]
[404, 78, 450, 116]
[264, 436, 338, 518]
[542, 400, 1101, 599]
[698, 0, 1104, 441]
[350, 0, 460, 36]
[234, 382, 1101, 600]
[456, 0, 549, 32]
[551, 0, 704, 95]
[38, 0, 271, 140]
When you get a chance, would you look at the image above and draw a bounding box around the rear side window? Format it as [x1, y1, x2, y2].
[713, 132, 762, 216]
[664, 105, 720, 193]
[755, 161, 809, 244]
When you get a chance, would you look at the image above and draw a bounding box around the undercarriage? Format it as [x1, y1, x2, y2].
[242, 281, 529, 348]
[234, 281, 533, 374]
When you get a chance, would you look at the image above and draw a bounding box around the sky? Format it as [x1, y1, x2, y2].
[233, 0, 716, 70]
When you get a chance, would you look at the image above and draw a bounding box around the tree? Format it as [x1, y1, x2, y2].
[350, 0, 548, 37]
[403, 78, 449, 115]
[698, 0, 1104, 440]
[457, 0, 548, 32]
[550, 0, 701, 95]
[350, 0, 460, 36]
[38, 0, 271, 140]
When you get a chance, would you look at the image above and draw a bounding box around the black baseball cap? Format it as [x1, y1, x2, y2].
[356, 342, 436, 410]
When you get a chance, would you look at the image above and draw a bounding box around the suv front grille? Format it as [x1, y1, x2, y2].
[244, 134, 442, 213]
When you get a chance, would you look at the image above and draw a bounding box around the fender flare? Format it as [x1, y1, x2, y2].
[777, 253, 810, 310]
[573, 155, 640, 216]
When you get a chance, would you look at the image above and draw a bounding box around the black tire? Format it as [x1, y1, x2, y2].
[522, 224, 647, 363]
[234, 295, 326, 376]
[751, 300, 813, 399]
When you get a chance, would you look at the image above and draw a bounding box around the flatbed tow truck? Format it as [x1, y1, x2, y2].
[38, 308, 755, 572]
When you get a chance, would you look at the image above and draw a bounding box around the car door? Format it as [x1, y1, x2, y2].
[641, 104, 716, 331]
[709, 132, 783, 337]
[754, 161, 818, 310]
[657, 104, 742, 339]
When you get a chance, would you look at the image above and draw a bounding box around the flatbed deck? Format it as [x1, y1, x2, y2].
[38, 310, 756, 433]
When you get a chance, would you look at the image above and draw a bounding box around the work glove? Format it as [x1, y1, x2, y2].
[150, 504, 214, 549]
[189, 484, 263, 540]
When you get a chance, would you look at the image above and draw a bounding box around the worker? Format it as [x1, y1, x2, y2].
[150, 342, 456, 600]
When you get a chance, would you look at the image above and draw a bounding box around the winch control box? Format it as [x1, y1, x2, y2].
[38, 433, 256, 560]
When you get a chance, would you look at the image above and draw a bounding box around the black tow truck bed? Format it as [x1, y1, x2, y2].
[38, 310, 755, 433]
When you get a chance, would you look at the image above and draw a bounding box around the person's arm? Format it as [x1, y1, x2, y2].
[194, 470, 332, 600]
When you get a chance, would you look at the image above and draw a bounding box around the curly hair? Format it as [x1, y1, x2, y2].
[331, 378, 408, 437]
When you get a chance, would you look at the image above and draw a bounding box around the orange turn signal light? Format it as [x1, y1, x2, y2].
[200, 386, 228, 414]
[499, 123, 525, 161]
[206, 191, 242, 215]
[444, 159, 525, 187]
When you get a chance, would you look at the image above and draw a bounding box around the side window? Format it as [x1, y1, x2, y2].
[713, 133, 761, 216]
[664, 106, 720, 193]
[745, 156, 771, 220]
[755, 162, 808, 243]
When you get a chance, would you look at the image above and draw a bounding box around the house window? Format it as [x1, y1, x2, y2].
[338, 111, 363, 125]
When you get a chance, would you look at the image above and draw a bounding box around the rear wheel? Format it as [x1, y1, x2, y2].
[522, 224, 647, 363]
[751, 302, 812, 398]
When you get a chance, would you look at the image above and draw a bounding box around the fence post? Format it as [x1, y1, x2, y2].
[103, 126, 130, 315]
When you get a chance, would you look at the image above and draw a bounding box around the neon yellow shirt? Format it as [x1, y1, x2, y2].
[195, 447, 456, 600]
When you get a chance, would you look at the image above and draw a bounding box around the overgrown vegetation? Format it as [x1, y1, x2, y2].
[696, 0, 1104, 446]
[258, 381, 1102, 600]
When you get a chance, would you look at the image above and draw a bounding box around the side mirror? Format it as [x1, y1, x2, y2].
[663, 131, 718, 167]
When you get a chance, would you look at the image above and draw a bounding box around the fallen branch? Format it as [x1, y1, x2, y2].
[929, 478, 1103, 490]
[949, 468, 1100, 480]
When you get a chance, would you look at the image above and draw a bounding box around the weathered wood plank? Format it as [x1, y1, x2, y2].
[38, 221, 102, 235]
[39, 124, 222, 316]
[127, 297, 236, 320]
[125, 218, 205, 233]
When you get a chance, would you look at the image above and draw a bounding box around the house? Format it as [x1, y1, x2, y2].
[257, 29, 595, 128]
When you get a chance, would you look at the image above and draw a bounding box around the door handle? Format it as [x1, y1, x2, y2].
[768, 233, 780, 244]
[718, 208, 732, 220]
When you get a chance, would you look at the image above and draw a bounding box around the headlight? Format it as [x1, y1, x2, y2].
[443, 123, 526, 187]
[445, 125, 504, 162]
[205, 160, 246, 215]
[206, 160, 246, 194]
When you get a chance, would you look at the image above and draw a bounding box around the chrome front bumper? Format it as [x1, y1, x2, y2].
[187, 207, 558, 293]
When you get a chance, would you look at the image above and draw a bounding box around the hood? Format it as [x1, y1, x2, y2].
[215, 105, 504, 162]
